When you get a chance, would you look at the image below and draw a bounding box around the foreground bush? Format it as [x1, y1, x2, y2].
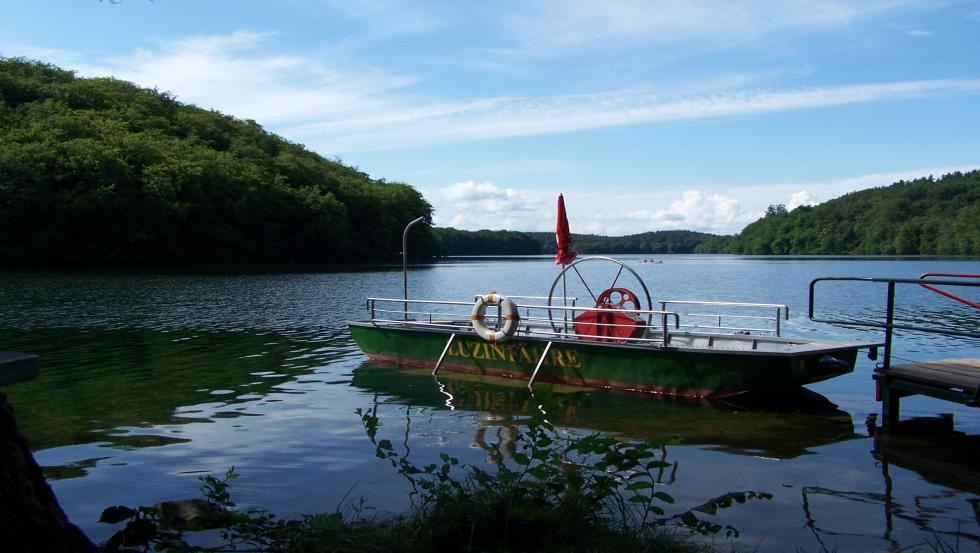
[99, 406, 769, 552]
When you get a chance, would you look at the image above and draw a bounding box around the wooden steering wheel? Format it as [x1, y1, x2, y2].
[595, 287, 641, 310]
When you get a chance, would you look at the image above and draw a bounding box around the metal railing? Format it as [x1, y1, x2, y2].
[366, 295, 795, 346]
[660, 300, 789, 336]
[808, 275, 980, 371]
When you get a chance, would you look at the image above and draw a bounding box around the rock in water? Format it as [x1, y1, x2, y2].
[154, 499, 232, 530]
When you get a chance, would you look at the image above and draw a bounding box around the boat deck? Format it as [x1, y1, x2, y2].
[874, 358, 980, 428]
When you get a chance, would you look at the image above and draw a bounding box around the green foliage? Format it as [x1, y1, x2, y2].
[357, 404, 771, 551]
[432, 227, 544, 255]
[725, 171, 980, 255]
[560, 230, 726, 255]
[431, 228, 728, 256]
[96, 404, 772, 553]
[0, 57, 435, 266]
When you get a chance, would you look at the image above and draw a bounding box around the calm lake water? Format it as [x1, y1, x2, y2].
[1, 255, 979, 552]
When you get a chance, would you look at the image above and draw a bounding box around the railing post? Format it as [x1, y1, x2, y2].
[882, 282, 895, 371]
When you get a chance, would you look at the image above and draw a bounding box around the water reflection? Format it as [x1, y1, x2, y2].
[352, 362, 980, 550]
[350, 362, 858, 460]
[0, 327, 346, 453]
[799, 426, 980, 551]
[1, 258, 977, 550]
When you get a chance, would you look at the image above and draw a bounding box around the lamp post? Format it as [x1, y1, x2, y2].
[403, 216, 426, 320]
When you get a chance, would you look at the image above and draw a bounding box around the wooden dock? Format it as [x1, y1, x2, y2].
[874, 358, 980, 429]
[0, 352, 39, 386]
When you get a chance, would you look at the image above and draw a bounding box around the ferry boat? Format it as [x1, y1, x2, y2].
[347, 197, 880, 399]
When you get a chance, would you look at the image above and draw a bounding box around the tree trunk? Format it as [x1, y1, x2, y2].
[0, 392, 96, 552]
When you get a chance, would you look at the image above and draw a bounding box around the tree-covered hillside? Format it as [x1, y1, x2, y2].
[530, 230, 722, 255]
[432, 228, 542, 255]
[433, 172, 980, 256]
[430, 228, 721, 256]
[718, 171, 980, 254]
[0, 58, 435, 267]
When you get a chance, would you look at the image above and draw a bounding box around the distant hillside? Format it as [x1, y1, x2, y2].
[432, 228, 722, 256]
[528, 230, 723, 255]
[434, 172, 980, 256]
[432, 228, 542, 255]
[0, 58, 435, 266]
[720, 170, 980, 254]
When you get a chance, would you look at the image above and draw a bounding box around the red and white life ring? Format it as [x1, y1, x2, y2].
[471, 293, 520, 343]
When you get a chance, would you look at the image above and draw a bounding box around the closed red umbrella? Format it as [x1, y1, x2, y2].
[555, 194, 577, 265]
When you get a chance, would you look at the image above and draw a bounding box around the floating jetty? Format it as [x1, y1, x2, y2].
[0, 351, 39, 386]
[810, 273, 979, 431]
[875, 358, 979, 428]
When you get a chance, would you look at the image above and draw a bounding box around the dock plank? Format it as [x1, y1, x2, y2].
[0, 351, 40, 386]
[880, 358, 980, 392]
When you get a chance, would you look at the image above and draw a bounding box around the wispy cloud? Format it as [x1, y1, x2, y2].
[289, 78, 980, 152]
[496, 0, 935, 55]
[66, 31, 414, 128]
[38, 29, 980, 154]
[7, 4, 976, 154]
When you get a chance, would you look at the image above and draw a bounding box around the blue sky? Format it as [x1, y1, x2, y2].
[3, 0, 979, 235]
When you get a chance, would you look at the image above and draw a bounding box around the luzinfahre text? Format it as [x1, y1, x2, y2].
[445, 339, 583, 368]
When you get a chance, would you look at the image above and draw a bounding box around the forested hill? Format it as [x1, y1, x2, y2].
[431, 228, 718, 255]
[713, 170, 980, 254]
[0, 58, 435, 267]
[530, 230, 719, 255]
[433, 173, 980, 256]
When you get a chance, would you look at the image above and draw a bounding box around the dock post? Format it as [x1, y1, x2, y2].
[879, 282, 899, 431]
[879, 378, 900, 430]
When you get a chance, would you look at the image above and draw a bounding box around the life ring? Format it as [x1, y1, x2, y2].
[471, 292, 520, 343]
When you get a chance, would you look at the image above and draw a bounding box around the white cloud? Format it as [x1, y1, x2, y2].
[787, 190, 819, 210]
[66, 31, 413, 128]
[586, 191, 758, 235]
[427, 181, 544, 229]
[426, 165, 979, 236]
[905, 28, 933, 37]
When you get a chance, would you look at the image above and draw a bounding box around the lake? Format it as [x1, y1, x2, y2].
[1, 255, 978, 552]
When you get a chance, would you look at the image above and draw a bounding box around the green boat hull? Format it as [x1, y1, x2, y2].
[348, 322, 859, 398]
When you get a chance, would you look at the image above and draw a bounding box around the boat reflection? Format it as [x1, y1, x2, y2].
[350, 361, 859, 460]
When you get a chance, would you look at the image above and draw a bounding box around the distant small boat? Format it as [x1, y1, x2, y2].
[639, 258, 662, 264]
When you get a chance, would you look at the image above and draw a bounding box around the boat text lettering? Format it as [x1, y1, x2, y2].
[445, 340, 582, 369]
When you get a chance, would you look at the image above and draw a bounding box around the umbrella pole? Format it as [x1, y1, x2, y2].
[562, 269, 568, 334]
